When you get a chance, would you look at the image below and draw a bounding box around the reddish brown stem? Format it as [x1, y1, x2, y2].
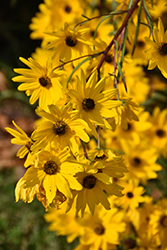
[96, 0, 140, 72]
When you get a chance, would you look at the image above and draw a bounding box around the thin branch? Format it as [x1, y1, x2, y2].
[80, 139, 89, 160]
[52, 51, 104, 72]
[97, 126, 100, 149]
[74, 10, 128, 29]
[96, 0, 140, 72]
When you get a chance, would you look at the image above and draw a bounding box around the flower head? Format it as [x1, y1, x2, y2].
[5, 121, 34, 167]
[22, 148, 82, 204]
[115, 180, 145, 210]
[45, 22, 92, 61]
[12, 57, 65, 109]
[121, 139, 162, 184]
[32, 103, 90, 155]
[145, 18, 167, 78]
[80, 205, 126, 248]
[71, 162, 124, 217]
[68, 70, 122, 135]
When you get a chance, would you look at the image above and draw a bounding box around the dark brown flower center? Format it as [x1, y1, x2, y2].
[97, 169, 103, 173]
[53, 120, 68, 136]
[127, 122, 132, 131]
[104, 54, 113, 63]
[44, 160, 58, 175]
[95, 154, 107, 161]
[94, 224, 105, 235]
[156, 129, 166, 138]
[83, 175, 96, 189]
[132, 157, 141, 167]
[124, 238, 137, 249]
[137, 40, 145, 48]
[64, 5, 72, 13]
[159, 43, 167, 56]
[160, 215, 167, 227]
[127, 192, 133, 198]
[65, 36, 77, 47]
[25, 141, 33, 152]
[82, 98, 95, 111]
[39, 76, 52, 88]
[90, 30, 99, 38]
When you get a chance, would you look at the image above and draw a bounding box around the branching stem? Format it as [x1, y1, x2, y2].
[96, 0, 140, 72]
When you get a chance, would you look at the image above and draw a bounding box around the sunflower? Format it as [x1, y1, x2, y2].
[32, 103, 90, 155]
[147, 107, 167, 157]
[80, 204, 126, 249]
[121, 139, 162, 184]
[145, 18, 167, 78]
[149, 198, 167, 249]
[44, 200, 85, 243]
[45, 22, 92, 61]
[87, 149, 128, 178]
[115, 180, 145, 210]
[68, 70, 122, 136]
[5, 121, 34, 168]
[108, 97, 139, 130]
[29, 0, 85, 40]
[22, 148, 82, 204]
[15, 177, 39, 203]
[87, 39, 116, 78]
[12, 57, 65, 110]
[70, 162, 124, 217]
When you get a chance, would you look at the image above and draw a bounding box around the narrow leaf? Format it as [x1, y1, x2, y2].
[132, 0, 142, 55]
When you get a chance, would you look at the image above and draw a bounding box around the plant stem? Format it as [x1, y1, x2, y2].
[80, 139, 89, 160]
[96, 0, 140, 72]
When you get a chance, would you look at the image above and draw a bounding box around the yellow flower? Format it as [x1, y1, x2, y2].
[12, 57, 65, 109]
[121, 139, 162, 184]
[29, 0, 84, 40]
[147, 107, 167, 157]
[137, 197, 156, 248]
[71, 162, 124, 217]
[45, 22, 92, 61]
[29, 1, 52, 40]
[87, 39, 116, 78]
[119, 60, 150, 104]
[5, 121, 34, 168]
[15, 177, 39, 203]
[80, 204, 126, 248]
[115, 180, 145, 210]
[149, 198, 167, 248]
[87, 149, 128, 178]
[22, 148, 82, 204]
[68, 70, 122, 135]
[106, 109, 152, 148]
[145, 18, 167, 78]
[45, 200, 85, 243]
[108, 97, 139, 130]
[32, 103, 89, 155]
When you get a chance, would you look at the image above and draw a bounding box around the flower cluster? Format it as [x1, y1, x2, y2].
[6, 0, 167, 249]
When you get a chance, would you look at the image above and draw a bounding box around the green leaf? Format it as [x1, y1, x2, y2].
[132, 0, 142, 55]
[143, 0, 154, 35]
[114, 40, 127, 92]
[93, 10, 128, 40]
[66, 54, 100, 88]
[93, 15, 111, 40]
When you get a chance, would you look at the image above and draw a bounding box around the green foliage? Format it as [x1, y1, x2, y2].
[0, 168, 77, 250]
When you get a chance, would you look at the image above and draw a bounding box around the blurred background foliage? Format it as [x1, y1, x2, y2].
[0, 1, 76, 249]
